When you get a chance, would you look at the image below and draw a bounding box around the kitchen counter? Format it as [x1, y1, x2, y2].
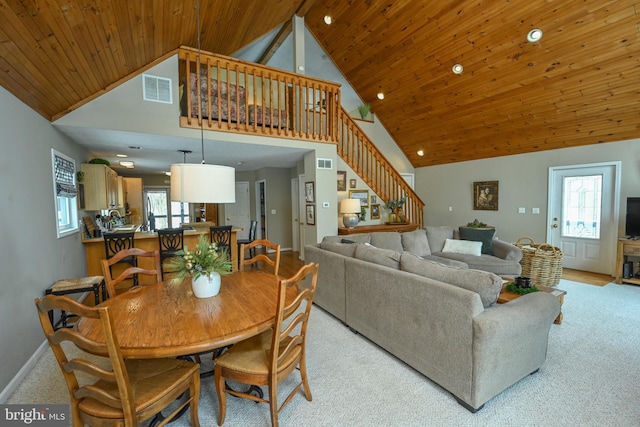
[82, 228, 242, 281]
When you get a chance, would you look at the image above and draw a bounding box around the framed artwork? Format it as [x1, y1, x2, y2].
[305, 181, 315, 203]
[337, 171, 347, 191]
[371, 204, 380, 219]
[473, 181, 499, 211]
[349, 189, 369, 207]
[349, 179, 357, 189]
[370, 195, 377, 204]
[306, 204, 316, 225]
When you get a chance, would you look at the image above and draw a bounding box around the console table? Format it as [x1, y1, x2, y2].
[338, 223, 419, 235]
[615, 238, 640, 285]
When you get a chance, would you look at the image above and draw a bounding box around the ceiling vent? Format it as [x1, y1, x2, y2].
[143, 74, 172, 104]
[316, 158, 333, 170]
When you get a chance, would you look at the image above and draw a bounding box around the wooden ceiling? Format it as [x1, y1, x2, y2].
[1, 0, 638, 167]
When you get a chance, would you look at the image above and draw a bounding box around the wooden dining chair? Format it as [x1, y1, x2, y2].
[239, 239, 281, 276]
[101, 248, 162, 298]
[214, 262, 319, 427]
[34, 294, 201, 427]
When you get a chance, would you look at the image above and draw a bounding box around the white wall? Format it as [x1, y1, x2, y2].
[0, 86, 88, 394]
[415, 138, 640, 244]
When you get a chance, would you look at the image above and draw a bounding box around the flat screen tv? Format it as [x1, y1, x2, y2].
[625, 197, 640, 237]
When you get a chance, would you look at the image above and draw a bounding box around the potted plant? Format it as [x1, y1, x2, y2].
[168, 234, 232, 298]
[357, 102, 371, 119]
[384, 195, 408, 223]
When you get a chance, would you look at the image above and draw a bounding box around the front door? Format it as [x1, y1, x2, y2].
[547, 162, 620, 274]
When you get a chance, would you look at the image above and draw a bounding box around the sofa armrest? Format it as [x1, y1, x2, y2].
[491, 239, 523, 262]
[470, 292, 560, 409]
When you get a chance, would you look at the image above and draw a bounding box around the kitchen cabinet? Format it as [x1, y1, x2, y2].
[80, 164, 120, 210]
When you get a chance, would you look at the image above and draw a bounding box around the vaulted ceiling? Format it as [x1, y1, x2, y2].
[1, 0, 638, 168]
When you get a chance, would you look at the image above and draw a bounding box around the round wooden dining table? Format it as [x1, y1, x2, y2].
[75, 270, 297, 359]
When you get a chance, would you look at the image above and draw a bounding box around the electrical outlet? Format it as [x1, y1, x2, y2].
[270, 209, 276, 214]
[448, 206, 453, 212]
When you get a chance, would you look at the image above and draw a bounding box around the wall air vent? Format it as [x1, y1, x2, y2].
[143, 74, 172, 104]
[317, 158, 333, 170]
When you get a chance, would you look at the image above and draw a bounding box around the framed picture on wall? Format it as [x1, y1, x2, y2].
[371, 204, 380, 219]
[349, 189, 369, 207]
[349, 179, 357, 189]
[306, 205, 316, 225]
[337, 171, 346, 191]
[473, 181, 499, 210]
[305, 182, 315, 203]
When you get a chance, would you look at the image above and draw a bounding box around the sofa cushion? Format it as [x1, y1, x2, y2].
[319, 241, 357, 257]
[425, 226, 455, 252]
[442, 239, 482, 256]
[354, 243, 401, 269]
[400, 252, 502, 308]
[401, 229, 431, 256]
[322, 233, 371, 245]
[370, 232, 404, 253]
[459, 227, 496, 255]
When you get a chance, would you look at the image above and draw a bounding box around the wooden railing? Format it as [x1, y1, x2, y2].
[178, 47, 340, 143]
[337, 108, 424, 227]
[177, 47, 424, 226]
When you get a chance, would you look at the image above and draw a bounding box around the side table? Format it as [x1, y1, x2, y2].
[497, 282, 567, 325]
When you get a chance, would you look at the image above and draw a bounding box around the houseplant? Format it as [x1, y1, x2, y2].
[168, 234, 232, 298]
[384, 195, 408, 223]
[357, 102, 371, 119]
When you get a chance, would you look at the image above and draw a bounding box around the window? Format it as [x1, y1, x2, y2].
[562, 174, 602, 239]
[52, 149, 79, 238]
[144, 188, 189, 230]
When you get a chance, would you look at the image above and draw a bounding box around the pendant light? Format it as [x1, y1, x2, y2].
[170, 0, 236, 203]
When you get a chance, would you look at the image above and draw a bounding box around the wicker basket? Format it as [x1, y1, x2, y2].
[515, 237, 563, 287]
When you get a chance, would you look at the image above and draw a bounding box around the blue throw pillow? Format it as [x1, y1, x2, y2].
[458, 227, 496, 255]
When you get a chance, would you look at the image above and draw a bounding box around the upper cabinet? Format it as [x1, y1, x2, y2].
[80, 164, 120, 210]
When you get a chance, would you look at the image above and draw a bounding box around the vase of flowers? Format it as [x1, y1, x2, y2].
[384, 195, 408, 223]
[169, 234, 232, 298]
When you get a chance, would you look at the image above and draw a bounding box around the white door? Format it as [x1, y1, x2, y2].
[291, 177, 300, 252]
[298, 174, 306, 260]
[225, 182, 251, 240]
[547, 162, 620, 274]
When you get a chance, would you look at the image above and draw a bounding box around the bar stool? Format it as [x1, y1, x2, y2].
[45, 276, 105, 330]
[157, 228, 185, 279]
[210, 225, 232, 259]
[103, 231, 137, 286]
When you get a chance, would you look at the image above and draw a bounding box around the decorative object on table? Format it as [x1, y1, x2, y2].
[340, 198, 361, 228]
[358, 207, 367, 221]
[305, 181, 315, 203]
[465, 219, 489, 228]
[515, 237, 563, 287]
[505, 278, 539, 295]
[306, 204, 316, 225]
[473, 181, 499, 210]
[349, 178, 357, 189]
[337, 170, 346, 191]
[169, 234, 232, 298]
[88, 158, 110, 166]
[384, 194, 408, 223]
[357, 102, 371, 119]
[349, 189, 369, 207]
[371, 204, 380, 220]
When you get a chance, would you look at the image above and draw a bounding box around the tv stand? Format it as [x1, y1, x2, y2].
[615, 238, 640, 285]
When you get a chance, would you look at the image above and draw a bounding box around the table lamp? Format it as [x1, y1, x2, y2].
[340, 198, 361, 228]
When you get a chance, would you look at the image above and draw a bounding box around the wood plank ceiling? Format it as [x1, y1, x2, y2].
[1, 0, 638, 168]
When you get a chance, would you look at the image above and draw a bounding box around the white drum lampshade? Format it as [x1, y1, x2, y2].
[340, 198, 361, 228]
[170, 163, 236, 203]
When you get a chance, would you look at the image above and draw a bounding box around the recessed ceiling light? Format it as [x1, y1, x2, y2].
[164, 171, 171, 176]
[324, 15, 332, 25]
[377, 92, 385, 100]
[527, 29, 543, 43]
[116, 154, 128, 158]
[417, 150, 424, 156]
[119, 161, 134, 168]
[452, 64, 464, 75]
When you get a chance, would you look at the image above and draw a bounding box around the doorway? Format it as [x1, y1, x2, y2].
[547, 162, 620, 274]
[224, 182, 250, 240]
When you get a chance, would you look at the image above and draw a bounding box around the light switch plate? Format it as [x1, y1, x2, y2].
[518, 207, 526, 214]
[322, 202, 330, 208]
[532, 207, 540, 214]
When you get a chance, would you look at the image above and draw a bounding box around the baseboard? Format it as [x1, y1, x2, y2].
[0, 340, 49, 403]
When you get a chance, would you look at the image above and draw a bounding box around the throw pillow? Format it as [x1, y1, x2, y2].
[458, 227, 496, 255]
[401, 229, 431, 256]
[442, 239, 482, 256]
[354, 244, 401, 269]
[399, 252, 501, 308]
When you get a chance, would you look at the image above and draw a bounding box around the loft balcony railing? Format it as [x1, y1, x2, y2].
[177, 47, 424, 227]
[178, 47, 340, 143]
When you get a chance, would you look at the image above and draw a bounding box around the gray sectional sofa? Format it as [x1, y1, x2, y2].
[304, 227, 560, 412]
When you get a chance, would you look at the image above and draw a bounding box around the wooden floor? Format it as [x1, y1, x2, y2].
[561, 268, 614, 286]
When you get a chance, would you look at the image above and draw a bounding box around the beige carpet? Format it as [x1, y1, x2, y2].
[7, 279, 640, 426]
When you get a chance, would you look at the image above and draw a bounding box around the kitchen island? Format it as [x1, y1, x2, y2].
[82, 228, 241, 283]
